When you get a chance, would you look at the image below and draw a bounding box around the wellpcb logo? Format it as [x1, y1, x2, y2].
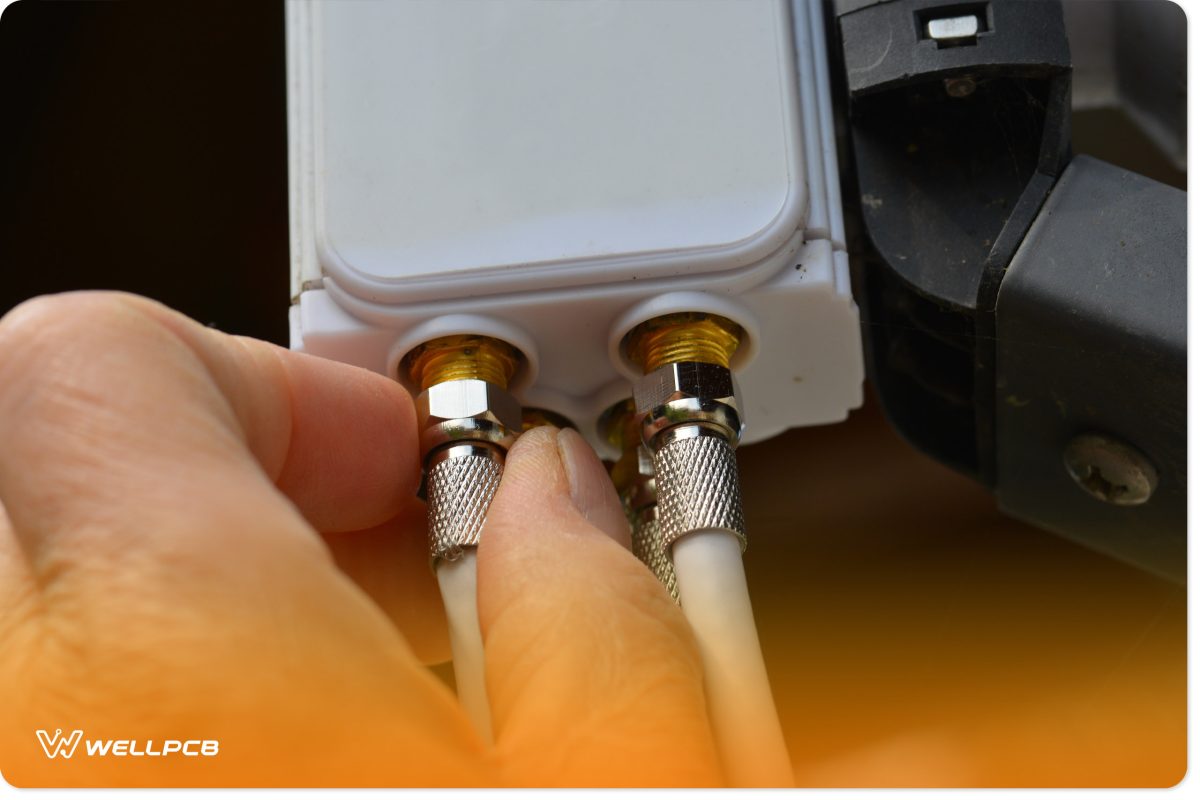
[35, 729, 83, 759]
[36, 728, 219, 760]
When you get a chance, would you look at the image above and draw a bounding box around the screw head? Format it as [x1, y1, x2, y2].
[944, 76, 977, 98]
[1063, 433, 1158, 506]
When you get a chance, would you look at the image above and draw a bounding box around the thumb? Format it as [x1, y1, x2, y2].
[476, 427, 721, 787]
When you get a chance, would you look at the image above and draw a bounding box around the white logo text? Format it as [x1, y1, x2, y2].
[36, 729, 219, 760]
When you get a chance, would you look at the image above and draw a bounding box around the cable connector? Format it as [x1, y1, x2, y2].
[603, 400, 678, 599]
[624, 313, 747, 551]
[402, 335, 523, 562]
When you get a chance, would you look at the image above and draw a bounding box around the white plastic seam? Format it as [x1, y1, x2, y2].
[808, 0, 848, 252]
[285, 0, 319, 302]
[792, 0, 830, 243]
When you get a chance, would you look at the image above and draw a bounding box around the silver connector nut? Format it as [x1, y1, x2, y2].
[426, 442, 505, 562]
[415, 378, 522, 456]
[632, 361, 743, 448]
[653, 425, 746, 552]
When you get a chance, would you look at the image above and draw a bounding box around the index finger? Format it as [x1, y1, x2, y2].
[0, 291, 421, 581]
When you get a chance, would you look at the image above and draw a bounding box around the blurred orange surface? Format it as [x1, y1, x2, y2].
[738, 391, 1185, 787]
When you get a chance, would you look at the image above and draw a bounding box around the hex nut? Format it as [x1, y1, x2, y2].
[633, 361, 738, 414]
[632, 361, 743, 447]
[415, 378, 522, 455]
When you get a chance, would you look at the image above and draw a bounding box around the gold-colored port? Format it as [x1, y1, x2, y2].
[623, 312, 743, 374]
[402, 334, 521, 391]
[599, 398, 643, 493]
[600, 398, 640, 451]
[521, 408, 576, 432]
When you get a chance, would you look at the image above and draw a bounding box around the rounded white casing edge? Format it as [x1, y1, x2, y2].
[287, 0, 863, 456]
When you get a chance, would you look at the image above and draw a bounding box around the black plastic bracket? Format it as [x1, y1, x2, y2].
[834, 0, 1073, 481]
[832, 0, 1186, 580]
[994, 156, 1186, 581]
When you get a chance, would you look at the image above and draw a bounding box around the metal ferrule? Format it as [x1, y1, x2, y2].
[643, 401, 741, 449]
[422, 416, 516, 453]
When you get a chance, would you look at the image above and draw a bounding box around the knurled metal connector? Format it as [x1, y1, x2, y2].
[404, 334, 524, 564]
[601, 398, 679, 600]
[620, 441, 680, 600]
[631, 505, 679, 600]
[631, 358, 747, 550]
[426, 443, 505, 562]
[652, 425, 746, 551]
[623, 312, 748, 553]
[414, 377, 522, 562]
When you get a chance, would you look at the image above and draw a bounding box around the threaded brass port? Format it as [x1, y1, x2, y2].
[402, 334, 521, 391]
[623, 312, 743, 374]
[599, 398, 644, 494]
[600, 398, 640, 451]
[521, 408, 576, 432]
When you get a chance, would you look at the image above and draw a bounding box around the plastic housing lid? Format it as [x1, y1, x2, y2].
[312, 0, 806, 302]
[288, 0, 864, 454]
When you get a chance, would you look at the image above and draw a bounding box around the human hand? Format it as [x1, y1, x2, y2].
[0, 292, 721, 787]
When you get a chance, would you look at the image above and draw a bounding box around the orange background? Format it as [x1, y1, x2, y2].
[728, 392, 1185, 787]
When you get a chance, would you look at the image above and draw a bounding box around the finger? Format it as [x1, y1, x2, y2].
[255, 335, 422, 533]
[0, 501, 37, 651]
[555, 428, 633, 548]
[477, 427, 720, 787]
[146, 302, 422, 534]
[0, 291, 422, 574]
[322, 501, 452, 665]
[0, 292, 448, 670]
[0, 292, 483, 783]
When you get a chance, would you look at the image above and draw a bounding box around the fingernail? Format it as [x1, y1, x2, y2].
[556, 428, 631, 546]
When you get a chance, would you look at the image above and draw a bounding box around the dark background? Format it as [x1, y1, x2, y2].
[0, 0, 287, 342]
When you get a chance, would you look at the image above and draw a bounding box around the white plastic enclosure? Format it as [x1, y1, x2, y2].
[288, 0, 863, 454]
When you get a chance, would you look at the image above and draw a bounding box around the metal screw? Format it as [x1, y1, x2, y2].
[944, 76, 977, 98]
[1063, 433, 1158, 506]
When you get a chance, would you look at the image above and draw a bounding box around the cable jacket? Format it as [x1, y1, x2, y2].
[436, 552, 492, 742]
[672, 530, 792, 787]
